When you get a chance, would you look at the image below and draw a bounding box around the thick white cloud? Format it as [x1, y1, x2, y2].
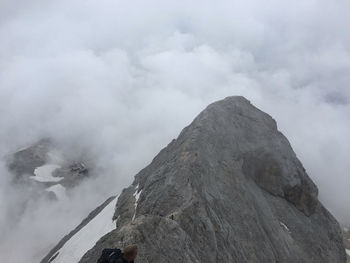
[0, 0, 349, 262]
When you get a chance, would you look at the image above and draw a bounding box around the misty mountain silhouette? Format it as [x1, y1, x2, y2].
[6, 138, 89, 200]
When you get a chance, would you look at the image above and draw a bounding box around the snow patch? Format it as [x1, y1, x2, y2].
[45, 184, 67, 200]
[50, 196, 118, 263]
[280, 222, 291, 233]
[346, 249, 350, 256]
[30, 164, 63, 182]
[132, 184, 142, 221]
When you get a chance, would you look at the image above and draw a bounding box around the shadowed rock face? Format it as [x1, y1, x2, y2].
[78, 96, 345, 263]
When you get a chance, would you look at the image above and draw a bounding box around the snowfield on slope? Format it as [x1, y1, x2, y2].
[132, 184, 142, 221]
[49, 196, 118, 263]
[30, 164, 63, 182]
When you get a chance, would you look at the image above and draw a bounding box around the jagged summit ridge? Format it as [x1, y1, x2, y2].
[44, 96, 346, 263]
[130, 96, 318, 218]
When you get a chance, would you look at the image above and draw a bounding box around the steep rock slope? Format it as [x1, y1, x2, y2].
[47, 96, 346, 263]
[343, 227, 350, 262]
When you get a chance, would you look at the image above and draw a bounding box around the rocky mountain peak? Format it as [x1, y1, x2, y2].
[132, 96, 318, 219]
[44, 96, 346, 263]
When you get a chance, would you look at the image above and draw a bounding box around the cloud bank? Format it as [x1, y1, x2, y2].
[0, 0, 349, 262]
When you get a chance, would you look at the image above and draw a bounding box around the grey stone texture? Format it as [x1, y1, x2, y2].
[77, 96, 345, 262]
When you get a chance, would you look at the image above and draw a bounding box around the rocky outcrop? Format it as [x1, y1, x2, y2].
[67, 96, 344, 262]
[343, 227, 350, 263]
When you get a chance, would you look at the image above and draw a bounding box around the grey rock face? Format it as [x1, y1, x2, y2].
[79, 96, 345, 263]
[342, 227, 350, 263]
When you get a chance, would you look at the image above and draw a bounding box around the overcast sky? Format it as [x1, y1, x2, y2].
[0, 0, 349, 262]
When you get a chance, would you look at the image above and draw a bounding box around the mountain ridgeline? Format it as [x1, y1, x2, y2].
[45, 96, 346, 263]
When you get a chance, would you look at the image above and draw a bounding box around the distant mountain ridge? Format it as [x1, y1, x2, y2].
[5, 138, 90, 201]
[43, 96, 346, 263]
